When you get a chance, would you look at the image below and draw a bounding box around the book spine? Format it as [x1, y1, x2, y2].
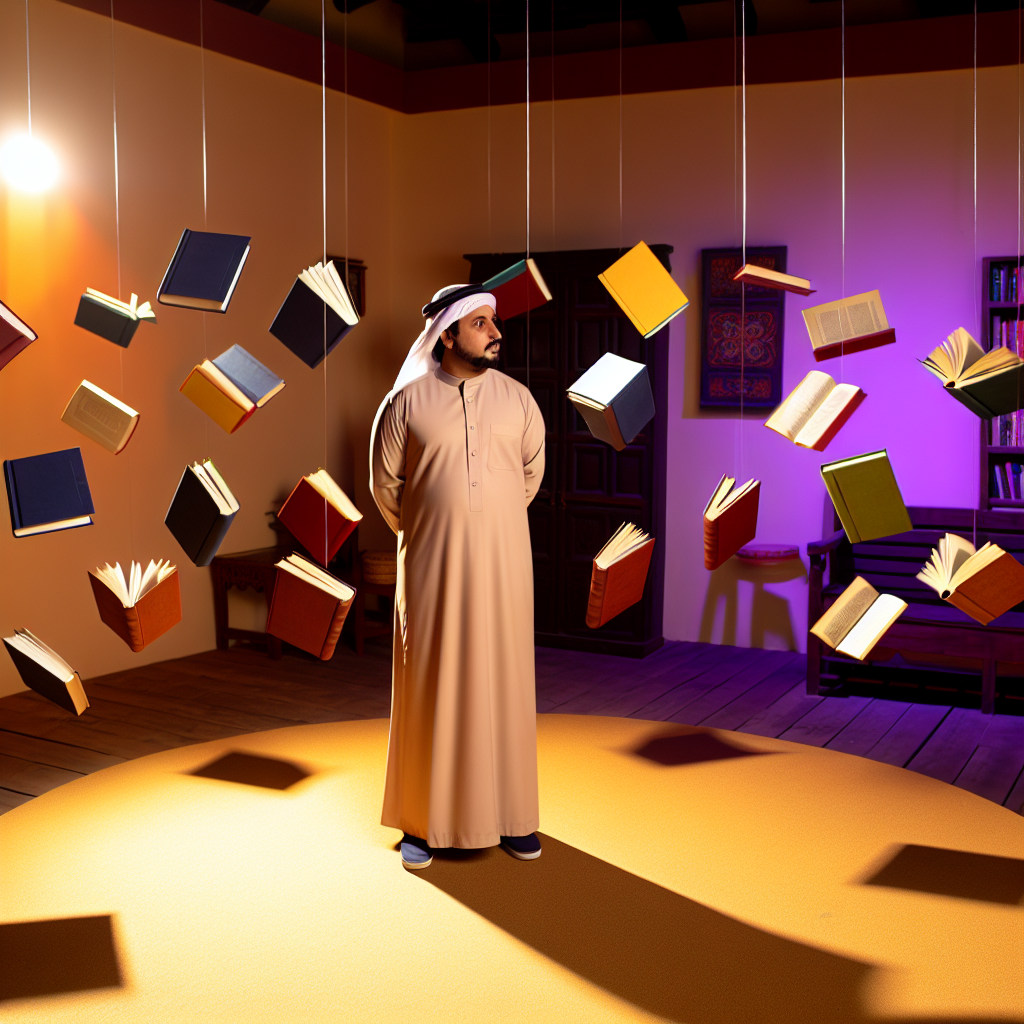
[703, 515, 721, 570]
[157, 228, 191, 303]
[4, 459, 21, 533]
[945, 589, 994, 625]
[585, 563, 608, 629]
[319, 593, 355, 660]
[948, 385, 997, 419]
[812, 328, 896, 362]
[820, 469, 860, 543]
[194, 511, 237, 567]
[124, 607, 145, 653]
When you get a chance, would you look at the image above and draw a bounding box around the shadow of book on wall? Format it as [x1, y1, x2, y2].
[860, 844, 1024, 906]
[0, 915, 122, 1001]
[187, 751, 312, 791]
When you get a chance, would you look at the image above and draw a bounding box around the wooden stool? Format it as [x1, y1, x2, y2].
[353, 550, 396, 656]
[210, 548, 284, 659]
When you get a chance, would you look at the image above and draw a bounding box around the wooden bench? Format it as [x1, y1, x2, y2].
[807, 507, 1024, 713]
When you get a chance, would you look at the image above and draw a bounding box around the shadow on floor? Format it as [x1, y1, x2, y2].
[860, 844, 1024, 905]
[0, 915, 122, 1001]
[187, 751, 312, 790]
[420, 835, 1016, 1024]
[630, 729, 772, 766]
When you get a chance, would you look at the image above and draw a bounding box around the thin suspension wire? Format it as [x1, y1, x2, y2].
[618, 0, 623, 253]
[199, 0, 209, 451]
[973, 0, 978, 338]
[840, 0, 845, 386]
[525, 0, 530, 392]
[738, 0, 746, 481]
[322, 0, 328, 553]
[488, 0, 492, 251]
[551, 0, 555, 250]
[25, 0, 32, 135]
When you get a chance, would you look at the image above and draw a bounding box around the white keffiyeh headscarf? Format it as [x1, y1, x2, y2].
[391, 284, 497, 394]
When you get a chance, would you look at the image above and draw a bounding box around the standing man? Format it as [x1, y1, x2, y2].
[370, 284, 546, 869]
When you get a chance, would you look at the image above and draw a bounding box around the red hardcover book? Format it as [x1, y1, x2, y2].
[1, 299, 38, 372]
[88, 566, 182, 652]
[482, 258, 553, 320]
[586, 527, 655, 628]
[266, 554, 355, 660]
[813, 328, 897, 362]
[703, 475, 760, 571]
[277, 469, 362, 566]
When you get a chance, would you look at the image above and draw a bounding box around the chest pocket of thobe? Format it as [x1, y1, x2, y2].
[488, 424, 521, 471]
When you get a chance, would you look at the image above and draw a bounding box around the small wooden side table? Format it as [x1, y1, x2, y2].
[210, 547, 284, 659]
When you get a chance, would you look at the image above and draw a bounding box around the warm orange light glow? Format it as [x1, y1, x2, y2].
[0, 133, 59, 192]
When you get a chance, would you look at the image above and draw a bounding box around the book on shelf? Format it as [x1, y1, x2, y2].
[270, 259, 359, 368]
[989, 263, 1021, 303]
[992, 463, 1007, 500]
[157, 229, 251, 313]
[732, 264, 814, 296]
[992, 410, 1023, 446]
[917, 532, 1024, 625]
[88, 559, 181, 652]
[820, 449, 911, 544]
[266, 552, 355, 660]
[164, 459, 239, 566]
[567, 352, 655, 451]
[277, 468, 362, 566]
[703, 474, 760, 571]
[764, 370, 865, 451]
[991, 316, 1024, 351]
[991, 461, 1022, 500]
[180, 344, 285, 433]
[4, 447, 94, 538]
[1007, 462, 1023, 500]
[1, 298, 37, 372]
[74, 289, 155, 347]
[598, 241, 689, 338]
[586, 523, 655, 628]
[3, 628, 89, 715]
[802, 290, 895, 361]
[921, 327, 1024, 419]
[61, 380, 139, 455]
[481, 258, 552, 320]
[810, 576, 907, 661]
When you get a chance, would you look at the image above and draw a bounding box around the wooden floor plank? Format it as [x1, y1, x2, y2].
[863, 703, 951, 768]
[778, 696, 874, 748]
[0, 787, 34, 812]
[698, 659, 809, 732]
[1003, 767, 1024, 814]
[0, 729, 125, 774]
[736, 682, 823, 738]
[825, 700, 912, 757]
[905, 708, 992, 784]
[954, 714, 1024, 805]
[0, 753, 83, 796]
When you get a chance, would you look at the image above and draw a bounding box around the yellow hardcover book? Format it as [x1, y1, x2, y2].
[820, 450, 912, 544]
[179, 362, 252, 433]
[598, 241, 689, 339]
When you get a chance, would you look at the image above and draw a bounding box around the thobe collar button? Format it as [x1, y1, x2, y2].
[471, 481, 478, 486]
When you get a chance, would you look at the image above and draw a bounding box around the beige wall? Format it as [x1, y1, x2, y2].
[1, 0, 1019, 697]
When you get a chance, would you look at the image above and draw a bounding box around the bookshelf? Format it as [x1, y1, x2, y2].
[979, 256, 1024, 509]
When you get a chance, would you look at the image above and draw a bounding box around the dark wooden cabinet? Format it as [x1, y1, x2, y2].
[465, 246, 670, 657]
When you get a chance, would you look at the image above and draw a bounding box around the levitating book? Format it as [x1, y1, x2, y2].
[277, 468, 362, 566]
[61, 380, 139, 455]
[921, 327, 1024, 418]
[164, 459, 239, 566]
[180, 344, 285, 433]
[3, 628, 89, 715]
[917, 532, 1024, 625]
[74, 289, 155, 347]
[586, 523, 655, 628]
[703, 474, 760, 570]
[820, 450, 912, 544]
[733, 264, 814, 296]
[266, 553, 355, 660]
[567, 352, 655, 450]
[0, 299, 37, 371]
[598, 241, 689, 338]
[810, 576, 907, 661]
[4, 447, 94, 538]
[270, 259, 359, 368]
[88, 559, 181, 652]
[764, 370, 865, 451]
[157, 229, 251, 313]
[482, 258, 552, 320]
[802, 290, 895, 361]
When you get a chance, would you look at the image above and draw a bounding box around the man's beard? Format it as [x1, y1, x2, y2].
[453, 336, 500, 370]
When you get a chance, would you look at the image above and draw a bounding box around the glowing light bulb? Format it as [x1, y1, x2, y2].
[0, 133, 59, 192]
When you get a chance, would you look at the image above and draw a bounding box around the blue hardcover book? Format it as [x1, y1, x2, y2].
[4, 447, 94, 537]
[211, 345, 285, 406]
[157, 229, 251, 313]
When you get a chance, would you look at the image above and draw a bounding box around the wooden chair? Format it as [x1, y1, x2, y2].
[352, 550, 396, 656]
[807, 506, 1024, 713]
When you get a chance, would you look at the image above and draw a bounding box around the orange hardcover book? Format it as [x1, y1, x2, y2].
[918, 534, 1024, 625]
[703, 474, 760, 571]
[88, 560, 181, 652]
[732, 263, 814, 296]
[277, 469, 362, 566]
[266, 553, 355, 660]
[586, 524, 655, 628]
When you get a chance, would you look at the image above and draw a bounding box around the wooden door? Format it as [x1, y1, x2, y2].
[466, 246, 669, 657]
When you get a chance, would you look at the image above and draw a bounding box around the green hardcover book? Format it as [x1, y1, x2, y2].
[820, 450, 912, 544]
[921, 327, 1024, 419]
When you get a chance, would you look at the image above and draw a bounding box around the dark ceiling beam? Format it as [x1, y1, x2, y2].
[643, 0, 688, 44]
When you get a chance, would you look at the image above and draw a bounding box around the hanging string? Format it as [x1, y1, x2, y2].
[839, 0, 845, 388]
[487, 0, 492, 251]
[24, 0, 32, 137]
[550, 0, 555, 250]
[618, 0, 623, 255]
[321, 0, 329, 557]
[525, 0, 531, 392]
[110, 2, 136, 564]
[199, 0, 209, 452]
[973, 0, 978, 339]
[738, 0, 746, 483]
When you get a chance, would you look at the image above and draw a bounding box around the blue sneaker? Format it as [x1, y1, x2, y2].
[400, 834, 433, 870]
[500, 833, 541, 860]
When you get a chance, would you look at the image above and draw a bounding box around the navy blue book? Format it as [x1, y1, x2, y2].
[4, 447, 95, 538]
[211, 345, 285, 406]
[157, 229, 251, 313]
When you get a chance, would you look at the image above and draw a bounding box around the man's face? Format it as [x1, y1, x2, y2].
[445, 305, 502, 369]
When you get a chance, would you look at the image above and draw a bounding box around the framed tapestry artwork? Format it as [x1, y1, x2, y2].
[700, 246, 787, 409]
